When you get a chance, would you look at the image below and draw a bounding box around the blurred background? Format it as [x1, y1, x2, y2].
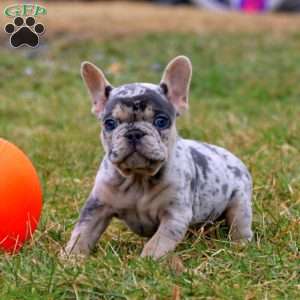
[1, 0, 300, 44]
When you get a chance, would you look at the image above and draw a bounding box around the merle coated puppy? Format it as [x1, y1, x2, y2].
[65, 56, 253, 259]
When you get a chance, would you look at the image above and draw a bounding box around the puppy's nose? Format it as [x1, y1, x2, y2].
[125, 129, 145, 144]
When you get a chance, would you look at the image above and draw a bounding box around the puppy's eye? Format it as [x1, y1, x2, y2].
[104, 118, 118, 131]
[153, 115, 170, 130]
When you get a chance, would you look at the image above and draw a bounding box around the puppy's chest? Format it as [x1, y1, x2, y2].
[115, 207, 159, 237]
[105, 179, 172, 237]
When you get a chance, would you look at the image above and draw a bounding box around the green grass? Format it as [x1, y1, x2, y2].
[0, 32, 300, 299]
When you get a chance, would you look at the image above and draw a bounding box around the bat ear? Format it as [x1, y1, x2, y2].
[81, 61, 113, 116]
[160, 56, 192, 115]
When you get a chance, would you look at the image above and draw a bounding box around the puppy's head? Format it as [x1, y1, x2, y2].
[81, 56, 192, 177]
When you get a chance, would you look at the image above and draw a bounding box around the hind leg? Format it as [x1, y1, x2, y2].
[225, 190, 253, 241]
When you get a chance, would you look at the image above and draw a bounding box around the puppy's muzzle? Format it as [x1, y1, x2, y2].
[124, 129, 146, 146]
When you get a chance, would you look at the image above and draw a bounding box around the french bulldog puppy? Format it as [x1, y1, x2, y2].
[65, 56, 253, 259]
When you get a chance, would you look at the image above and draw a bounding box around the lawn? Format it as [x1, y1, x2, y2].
[0, 21, 300, 300]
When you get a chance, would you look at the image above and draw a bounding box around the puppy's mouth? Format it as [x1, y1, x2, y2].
[109, 149, 165, 176]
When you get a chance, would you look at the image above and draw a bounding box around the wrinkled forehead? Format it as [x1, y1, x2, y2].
[102, 83, 176, 122]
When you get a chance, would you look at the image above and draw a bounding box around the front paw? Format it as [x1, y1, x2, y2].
[140, 244, 160, 259]
[59, 248, 87, 264]
[141, 235, 177, 260]
[59, 246, 89, 265]
[61, 238, 91, 259]
[230, 228, 253, 243]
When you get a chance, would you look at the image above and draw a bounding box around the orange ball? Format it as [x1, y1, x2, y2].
[0, 138, 42, 253]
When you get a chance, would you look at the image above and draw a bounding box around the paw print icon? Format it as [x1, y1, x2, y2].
[4, 16, 45, 48]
